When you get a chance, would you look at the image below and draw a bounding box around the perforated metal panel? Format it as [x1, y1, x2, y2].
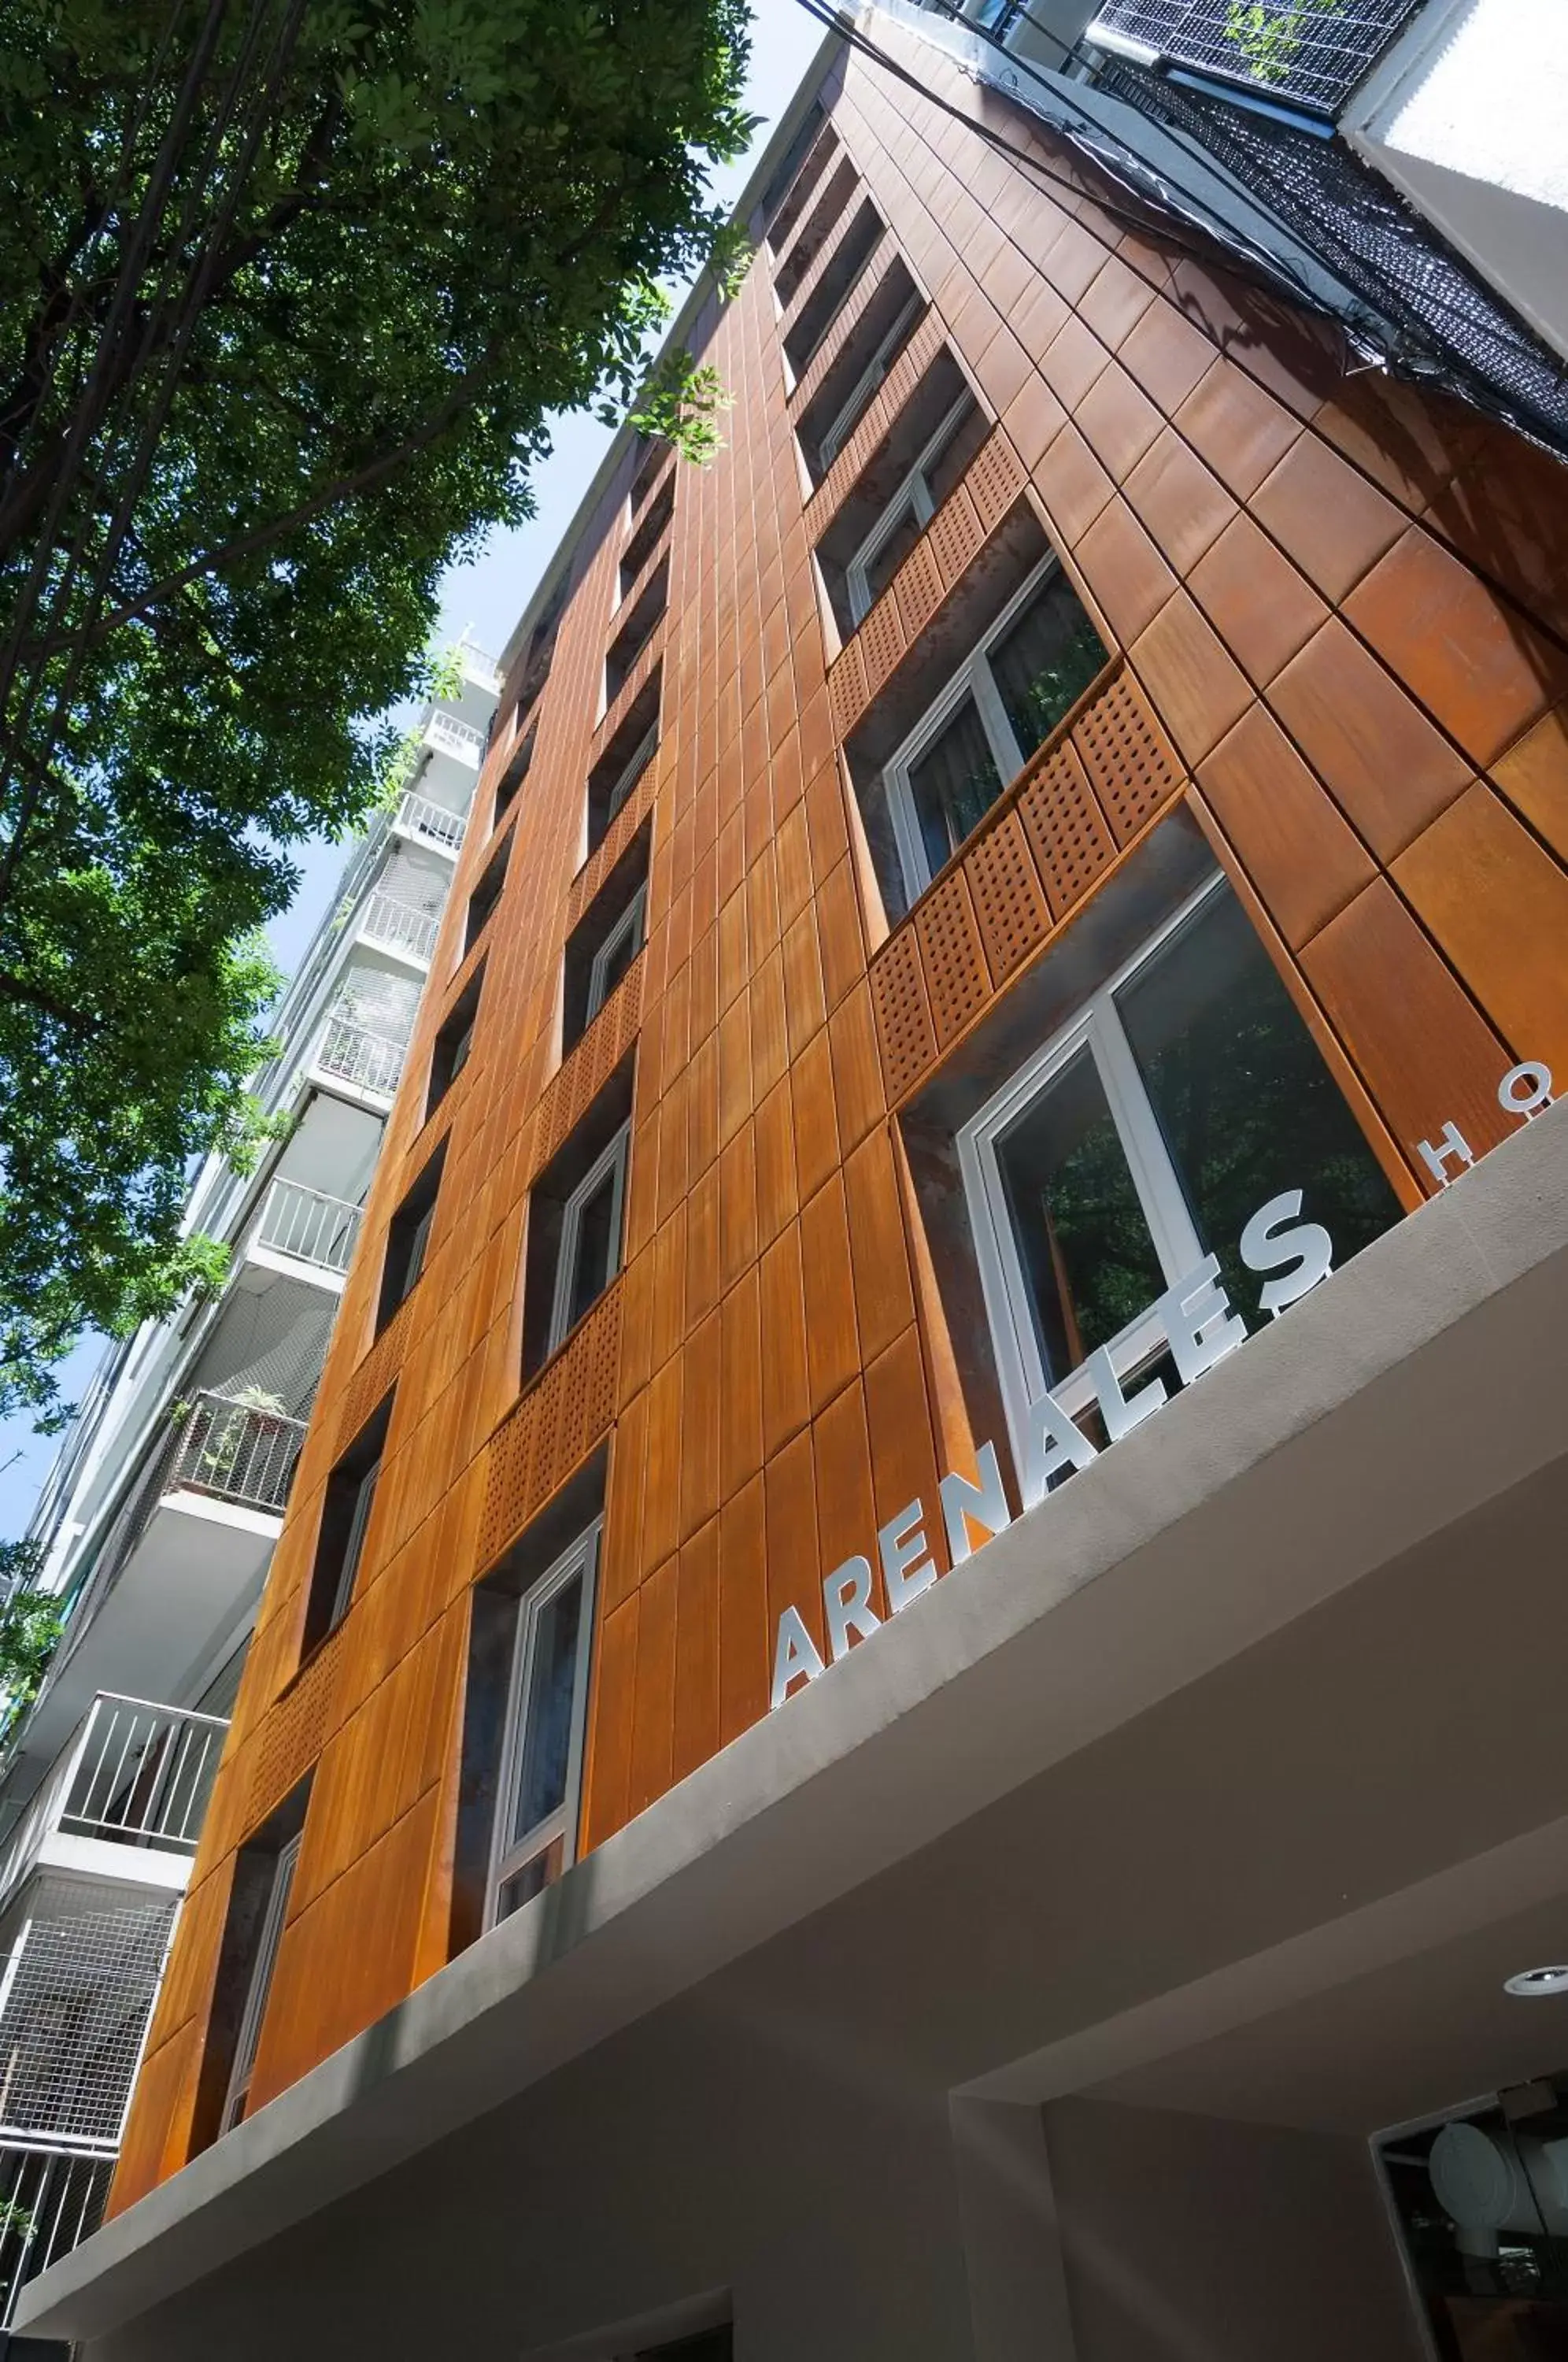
[869, 924, 940, 1100]
[967, 428, 1026, 536]
[859, 591, 907, 698]
[1074, 668, 1183, 846]
[828, 640, 869, 742]
[478, 1281, 623, 1568]
[926, 484, 985, 597]
[1019, 742, 1117, 916]
[336, 1282, 416, 1449]
[914, 871, 991, 1049]
[892, 538, 942, 647]
[531, 950, 645, 1179]
[964, 807, 1052, 985]
[567, 754, 660, 929]
[245, 1623, 343, 1827]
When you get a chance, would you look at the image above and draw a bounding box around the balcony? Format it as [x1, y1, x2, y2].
[311, 1013, 406, 1105]
[0, 1694, 227, 1922]
[168, 1392, 306, 1517]
[422, 712, 485, 768]
[394, 787, 468, 857]
[358, 889, 439, 968]
[249, 1177, 362, 1282]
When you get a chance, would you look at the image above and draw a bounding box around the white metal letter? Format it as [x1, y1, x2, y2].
[938, 1440, 1013, 1568]
[770, 1605, 826, 1709]
[879, 1500, 937, 1613]
[1083, 1342, 1167, 1442]
[1019, 1390, 1097, 1510]
[1417, 1121, 1474, 1187]
[1238, 1190, 1334, 1320]
[1154, 1256, 1248, 1383]
[823, 1555, 881, 1663]
[1499, 1061, 1554, 1120]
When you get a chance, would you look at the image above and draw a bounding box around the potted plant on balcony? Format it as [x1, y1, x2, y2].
[196, 1386, 290, 1499]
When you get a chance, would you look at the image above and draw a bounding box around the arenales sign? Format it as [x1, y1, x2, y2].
[770, 1062, 1555, 1712]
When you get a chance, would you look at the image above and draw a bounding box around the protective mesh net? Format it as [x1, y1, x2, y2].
[1100, 61, 1568, 457]
[327, 957, 422, 1041]
[0, 1881, 175, 2145]
[188, 1287, 336, 1417]
[1090, 0, 1422, 114]
[372, 841, 449, 916]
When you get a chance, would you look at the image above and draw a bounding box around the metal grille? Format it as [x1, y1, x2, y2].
[359, 890, 438, 964]
[255, 1178, 363, 1274]
[169, 1392, 307, 1513]
[0, 1886, 175, 2147]
[315, 1013, 406, 1098]
[0, 2141, 114, 2327]
[1088, 0, 1423, 113]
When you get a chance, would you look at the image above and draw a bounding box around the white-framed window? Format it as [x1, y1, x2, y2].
[327, 1455, 380, 1627]
[606, 719, 657, 827]
[487, 1520, 600, 1925]
[845, 394, 975, 624]
[546, 1121, 630, 1355]
[220, 1831, 301, 2133]
[958, 874, 1401, 1482]
[818, 291, 923, 470]
[881, 554, 1107, 903]
[586, 883, 649, 1025]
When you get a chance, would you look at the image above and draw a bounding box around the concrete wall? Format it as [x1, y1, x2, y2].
[1045, 2097, 1426, 2362]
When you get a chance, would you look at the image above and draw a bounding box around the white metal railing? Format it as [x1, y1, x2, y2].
[168, 1391, 307, 1514]
[0, 2142, 117, 2323]
[314, 1013, 406, 1098]
[0, 1694, 229, 1915]
[359, 890, 439, 964]
[395, 787, 467, 853]
[254, 1177, 361, 1275]
[423, 711, 484, 766]
[458, 644, 503, 694]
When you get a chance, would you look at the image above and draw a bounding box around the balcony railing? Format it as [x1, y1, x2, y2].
[0, 2143, 116, 2324]
[314, 1013, 406, 1098]
[253, 1177, 361, 1275]
[168, 1391, 307, 1514]
[0, 1694, 229, 1920]
[395, 787, 467, 854]
[359, 890, 439, 964]
[423, 711, 485, 767]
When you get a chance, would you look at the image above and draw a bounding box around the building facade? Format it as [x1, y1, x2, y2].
[18, 9, 1568, 2357]
[0, 653, 496, 2333]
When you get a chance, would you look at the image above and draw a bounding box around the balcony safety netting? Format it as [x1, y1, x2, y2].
[0, 1879, 175, 2147]
[1088, 0, 1424, 116]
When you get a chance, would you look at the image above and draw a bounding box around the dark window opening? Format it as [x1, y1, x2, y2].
[783, 197, 883, 377]
[512, 572, 568, 709]
[815, 353, 987, 636]
[493, 722, 535, 830]
[520, 1062, 634, 1379]
[605, 559, 668, 709]
[563, 819, 652, 1051]
[797, 259, 924, 483]
[427, 963, 485, 1120]
[587, 672, 660, 857]
[190, 1776, 312, 2154]
[620, 472, 675, 601]
[464, 833, 512, 956]
[299, 1392, 394, 1657]
[377, 1141, 446, 1334]
[629, 434, 673, 517]
[762, 102, 829, 246]
[775, 154, 857, 304]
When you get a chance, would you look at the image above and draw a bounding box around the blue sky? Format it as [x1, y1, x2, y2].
[0, 1, 827, 1542]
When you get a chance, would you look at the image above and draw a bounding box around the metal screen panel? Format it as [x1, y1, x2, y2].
[0, 1887, 176, 2147]
[1089, 0, 1423, 113]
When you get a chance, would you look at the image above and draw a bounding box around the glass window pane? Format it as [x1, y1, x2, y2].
[863, 499, 925, 608]
[511, 1573, 584, 1846]
[566, 1163, 618, 1331]
[1115, 890, 1402, 1312]
[596, 899, 645, 1009]
[907, 693, 1003, 879]
[987, 575, 1108, 765]
[995, 1048, 1167, 1383]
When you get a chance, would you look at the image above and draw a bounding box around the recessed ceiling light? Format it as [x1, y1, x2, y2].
[1504, 1966, 1568, 1997]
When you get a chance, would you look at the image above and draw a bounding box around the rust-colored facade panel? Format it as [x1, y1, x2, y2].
[114, 17, 1568, 2212]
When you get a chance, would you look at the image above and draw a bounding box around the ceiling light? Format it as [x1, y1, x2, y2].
[1504, 1966, 1568, 1997]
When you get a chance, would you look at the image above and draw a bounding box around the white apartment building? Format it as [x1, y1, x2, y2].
[0, 646, 498, 2333]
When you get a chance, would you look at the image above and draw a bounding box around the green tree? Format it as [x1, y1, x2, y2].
[0, 1542, 62, 1720]
[0, 0, 753, 1427]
